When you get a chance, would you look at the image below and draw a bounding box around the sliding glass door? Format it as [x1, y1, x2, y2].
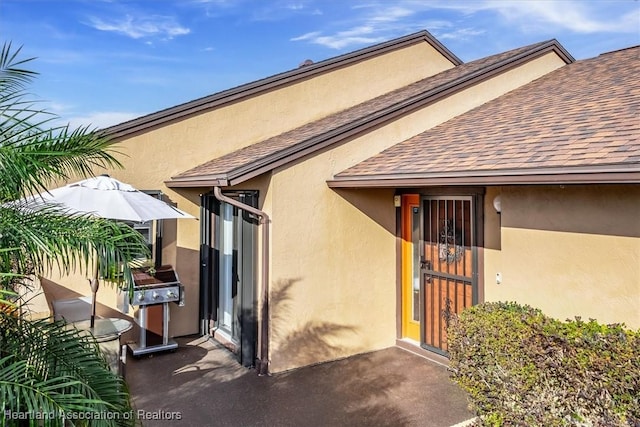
[200, 191, 258, 366]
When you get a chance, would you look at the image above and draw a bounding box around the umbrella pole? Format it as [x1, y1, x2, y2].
[89, 259, 100, 328]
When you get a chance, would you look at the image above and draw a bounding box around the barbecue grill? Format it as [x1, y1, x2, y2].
[127, 265, 184, 356]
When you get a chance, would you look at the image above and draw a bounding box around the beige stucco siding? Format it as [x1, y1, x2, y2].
[269, 156, 396, 373]
[42, 44, 570, 369]
[484, 185, 640, 329]
[265, 51, 568, 372]
[96, 45, 561, 342]
[46, 40, 449, 337]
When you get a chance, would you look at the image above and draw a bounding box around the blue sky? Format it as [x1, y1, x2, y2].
[1, 0, 638, 129]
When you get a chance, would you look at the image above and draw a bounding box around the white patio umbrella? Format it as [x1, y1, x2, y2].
[26, 174, 194, 223]
[22, 174, 195, 327]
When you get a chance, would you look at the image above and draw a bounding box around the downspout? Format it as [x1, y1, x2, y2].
[213, 187, 270, 375]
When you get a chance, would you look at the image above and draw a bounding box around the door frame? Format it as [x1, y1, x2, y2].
[398, 188, 485, 354]
[199, 190, 258, 367]
[401, 194, 421, 341]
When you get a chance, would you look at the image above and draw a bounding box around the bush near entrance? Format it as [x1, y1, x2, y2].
[448, 302, 639, 426]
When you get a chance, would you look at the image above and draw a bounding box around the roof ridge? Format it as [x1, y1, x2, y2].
[597, 44, 640, 56]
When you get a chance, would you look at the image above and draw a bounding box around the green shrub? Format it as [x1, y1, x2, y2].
[448, 302, 640, 426]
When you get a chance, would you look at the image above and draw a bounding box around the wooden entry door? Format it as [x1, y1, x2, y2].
[421, 196, 475, 354]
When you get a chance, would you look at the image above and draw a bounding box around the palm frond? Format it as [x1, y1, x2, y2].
[0, 43, 123, 202]
[0, 42, 140, 427]
[0, 313, 134, 426]
[0, 120, 124, 202]
[0, 42, 37, 93]
[0, 203, 150, 291]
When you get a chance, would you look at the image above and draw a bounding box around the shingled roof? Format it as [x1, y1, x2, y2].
[329, 45, 640, 187]
[167, 39, 572, 187]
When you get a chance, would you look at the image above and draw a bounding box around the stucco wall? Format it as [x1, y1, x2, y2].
[265, 51, 568, 372]
[44, 44, 570, 366]
[269, 172, 396, 373]
[113, 41, 454, 187]
[484, 185, 640, 329]
[48, 40, 450, 337]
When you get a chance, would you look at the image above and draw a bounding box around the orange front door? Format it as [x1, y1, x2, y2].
[401, 194, 421, 341]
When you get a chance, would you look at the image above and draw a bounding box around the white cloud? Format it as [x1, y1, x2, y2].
[291, 0, 638, 50]
[300, 25, 386, 49]
[246, 0, 321, 21]
[368, 6, 413, 23]
[338, 26, 375, 38]
[87, 14, 190, 39]
[313, 34, 386, 49]
[485, 0, 639, 34]
[422, 20, 454, 31]
[37, 107, 139, 130]
[290, 31, 322, 42]
[289, 2, 429, 49]
[290, 3, 419, 49]
[437, 28, 486, 41]
[287, 3, 304, 11]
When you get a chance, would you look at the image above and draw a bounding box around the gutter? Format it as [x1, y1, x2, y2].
[212, 187, 271, 376]
[327, 165, 640, 188]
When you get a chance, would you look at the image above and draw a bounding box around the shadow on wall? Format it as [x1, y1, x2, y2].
[270, 278, 359, 371]
[160, 217, 178, 267]
[502, 185, 640, 238]
[333, 188, 396, 234]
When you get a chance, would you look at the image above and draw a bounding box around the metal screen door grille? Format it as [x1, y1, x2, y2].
[421, 197, 474, 354]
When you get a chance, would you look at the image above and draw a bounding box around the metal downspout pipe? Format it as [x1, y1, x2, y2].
[213, 187, 270, 375]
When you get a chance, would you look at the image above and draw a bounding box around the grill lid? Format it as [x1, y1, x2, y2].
[132, 265, 180, 288]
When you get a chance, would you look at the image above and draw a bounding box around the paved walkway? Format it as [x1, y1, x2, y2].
[126, 337, 475, 426]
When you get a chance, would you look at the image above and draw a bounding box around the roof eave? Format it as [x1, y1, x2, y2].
[327, 166, 640, 188]
[165, 176, 230, 188]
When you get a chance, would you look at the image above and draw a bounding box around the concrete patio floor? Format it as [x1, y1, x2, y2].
[125, 337, 475, 427]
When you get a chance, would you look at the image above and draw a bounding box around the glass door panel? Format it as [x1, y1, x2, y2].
[219, 203, 236, 338]
[401, 195, 421, 341]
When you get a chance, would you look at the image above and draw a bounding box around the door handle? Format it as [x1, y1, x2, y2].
[420, 258, 431, 270]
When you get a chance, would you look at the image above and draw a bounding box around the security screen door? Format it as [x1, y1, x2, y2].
[421, 196, 476, 354]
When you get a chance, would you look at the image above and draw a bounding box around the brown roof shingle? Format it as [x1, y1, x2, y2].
[331, 45, 640, 186]
[169, 40, 571, 186]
